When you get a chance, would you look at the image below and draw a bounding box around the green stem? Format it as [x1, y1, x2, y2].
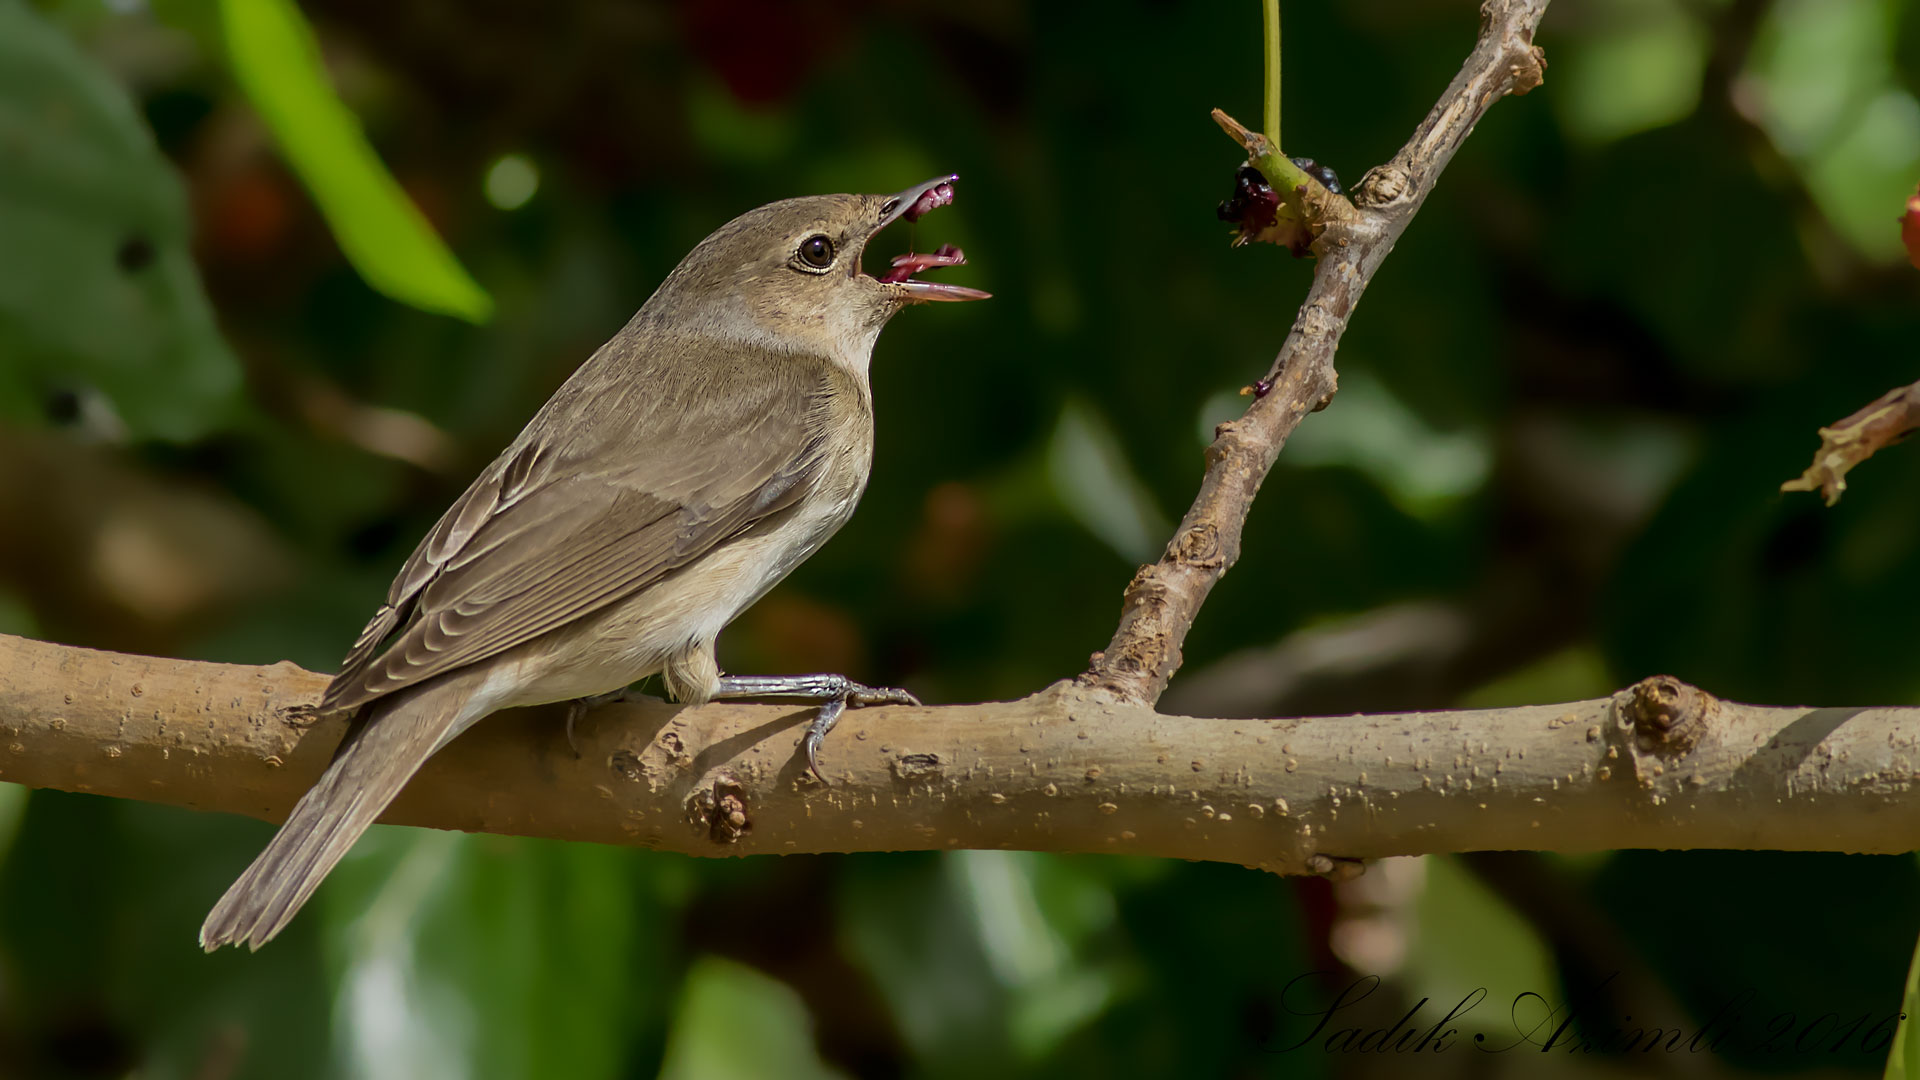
[1262, 0, 1281, 147]
[1254, 148, 1314, 203]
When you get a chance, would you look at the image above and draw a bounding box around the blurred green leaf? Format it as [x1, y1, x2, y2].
[1455, 645, 1615, 709]
[1888, 908, 1920, 1079]
[119, 802, 336, 1080]
[1404, 856, 1557, 1042]
[321, 829, 652, 1080]
[1802, 87, 1920, 260]
[1047, 399, 1170, 564]
[658, 956, 848, 1080]
[1554, 0, 1708, 145]
[1746, 0, 1893, 155]
[1045, 861, 1316, 1078]
[0, 782, 25, 868]
[950, 851, 1122, 1060]
[1232, 372, 1493, 518]
[0, 589, 38, 638]
[218, 0, 492, 322]
[837, 852, 1018, 1074]
[839, 852, 1161, 1075]
[1745, 0, 1920, 261]
[687, 76, 797, 166]
[0, 0, 240, 440]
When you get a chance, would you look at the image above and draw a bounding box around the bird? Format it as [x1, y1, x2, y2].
[200, 175, 988, 951]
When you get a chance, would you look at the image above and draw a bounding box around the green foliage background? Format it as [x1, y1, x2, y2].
[3, 0, 1920, 1077]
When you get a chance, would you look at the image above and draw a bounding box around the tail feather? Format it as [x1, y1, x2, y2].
[200, 677, 478, 951]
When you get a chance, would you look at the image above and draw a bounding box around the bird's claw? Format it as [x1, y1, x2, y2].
[802, 684, 914, 781]
[801, 698, 847, 782]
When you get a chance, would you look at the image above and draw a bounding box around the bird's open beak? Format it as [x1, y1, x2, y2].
[869, 174, 991, 303]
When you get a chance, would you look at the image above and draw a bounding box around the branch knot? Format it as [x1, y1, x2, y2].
[1354, 164, 1412, 209]
[1171, 522, 1225, 569]
[1621, 676, 1714, 756]
[696, 771, 752, 843]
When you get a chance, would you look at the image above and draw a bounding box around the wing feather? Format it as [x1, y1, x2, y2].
[320, 344, 851, 714]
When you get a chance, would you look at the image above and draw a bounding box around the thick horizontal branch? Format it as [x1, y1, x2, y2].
[6, 635, 1918, 869]
[1082, 0, 1550, 704]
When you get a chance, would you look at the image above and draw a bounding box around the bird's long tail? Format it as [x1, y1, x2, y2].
[200, 674, 480, 951]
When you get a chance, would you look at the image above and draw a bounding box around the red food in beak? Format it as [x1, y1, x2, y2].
[871, 176, 991, 302]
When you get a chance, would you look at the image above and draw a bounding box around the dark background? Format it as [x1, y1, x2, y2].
[4, 0, 1920, 1077]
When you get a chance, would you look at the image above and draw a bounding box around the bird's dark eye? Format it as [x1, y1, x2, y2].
[797, 234, 835, 270]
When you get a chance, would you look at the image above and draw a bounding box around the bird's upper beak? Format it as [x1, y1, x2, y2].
[876, 174, 958, 232]
[867, 174, 991, 303]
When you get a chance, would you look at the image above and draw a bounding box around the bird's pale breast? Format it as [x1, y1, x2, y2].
[493, 407, 874, 711]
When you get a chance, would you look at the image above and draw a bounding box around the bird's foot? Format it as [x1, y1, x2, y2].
[711, 673, 919, 782]
[564, 686, 655, 757]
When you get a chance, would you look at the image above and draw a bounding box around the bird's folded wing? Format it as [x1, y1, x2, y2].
[319, 359, 838, 714]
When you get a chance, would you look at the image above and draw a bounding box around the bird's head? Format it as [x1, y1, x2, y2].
[654, 175, 990, 368]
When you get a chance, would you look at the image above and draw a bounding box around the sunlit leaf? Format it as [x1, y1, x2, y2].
[219, 0, 493, 322]
[0, 0, 241, 440]
[658, 956, 847, 1080]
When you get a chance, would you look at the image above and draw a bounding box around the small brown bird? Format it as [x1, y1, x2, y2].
[201, 176, 988, 951]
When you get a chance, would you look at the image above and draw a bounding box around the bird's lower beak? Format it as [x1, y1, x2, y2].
[870, 174, 991, 303]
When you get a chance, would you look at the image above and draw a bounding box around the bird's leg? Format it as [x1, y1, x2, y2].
[710, 674, 919, 780]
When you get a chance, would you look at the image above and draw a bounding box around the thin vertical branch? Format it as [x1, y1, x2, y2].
[1082, 0, 1551, 705]
[1262, 0, 1282, 147]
